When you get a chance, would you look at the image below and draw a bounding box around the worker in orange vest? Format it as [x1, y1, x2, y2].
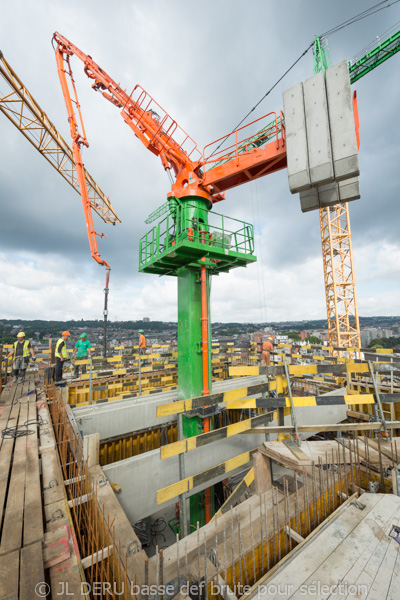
[261, 337, 273, 366]
[138, 329, 146, 354]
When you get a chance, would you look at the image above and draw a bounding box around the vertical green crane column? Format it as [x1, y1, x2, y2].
[177, 266, 204, 399]
[176, 196, 212, 400]
[177, 195, 214, 527]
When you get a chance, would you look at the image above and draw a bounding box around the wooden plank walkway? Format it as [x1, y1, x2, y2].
[0, 376, 84, 599]
[252, 493, 400, 600]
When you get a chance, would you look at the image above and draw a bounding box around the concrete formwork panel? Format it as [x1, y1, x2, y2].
[283, 83, 311, 193]
[299, 177, 360, 212]
[304, 71, 334, 187]
[101, 388, 348, 522]
[338, 176, 360, 202]
[72, 375, 268, 440]
[102, 434, 266, 522]
[299, 187, 319, 212]
[325, 61, 359, 181]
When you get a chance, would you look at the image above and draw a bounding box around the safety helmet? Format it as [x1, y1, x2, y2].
[17, 332, 25, 338]
[268, 337, 273, 340]
[80, 333, 87, 338]
[62, 331, 71, 337]
[138, 329, 144, 333]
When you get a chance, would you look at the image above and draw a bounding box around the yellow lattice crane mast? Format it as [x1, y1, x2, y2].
[313, 26, 400, 350]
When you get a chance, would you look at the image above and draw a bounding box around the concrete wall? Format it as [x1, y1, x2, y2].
[101, 388, 348, 522]
[72, 375, 266, 440]
[102, 432, 266, 522]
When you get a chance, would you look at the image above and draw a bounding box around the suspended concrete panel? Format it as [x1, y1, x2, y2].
[283, 83, 310, 193]
[325, 61, 359, 181]
[304, 70, 334, 187]
[284, 61, 360, 211]
[300, 176, 360, 212]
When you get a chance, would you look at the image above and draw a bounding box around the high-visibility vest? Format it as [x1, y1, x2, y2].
[55, 338, 68, 359]
[13, 340, 30, 359]
[139, 334, 146, 349]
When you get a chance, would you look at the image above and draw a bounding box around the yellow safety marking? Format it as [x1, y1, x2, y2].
[107, 355, 123, 362]
[160, 440, 186, 459]
[157, 384, 252, 417]
[289, 365, 318, 375]
[161, 420, 255, 459]
[224, 397, 258, 409]
[157, 478, 193, 504]
[225, 452, 251, 473]
[292, 397, 317, 407]
[211, 467, 255, 521]
[229, 366, 260, 376]
[81, 373, 98, 380]
[344, 394, 375, 405]
[347, 363, 369, 373]
[158, 449, 255, 504]
[244, 468, 255, 486]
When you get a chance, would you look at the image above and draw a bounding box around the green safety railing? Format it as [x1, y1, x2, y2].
[139, 201, 256, 273]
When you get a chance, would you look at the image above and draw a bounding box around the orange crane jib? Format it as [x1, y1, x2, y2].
[52, 32, 287, 205]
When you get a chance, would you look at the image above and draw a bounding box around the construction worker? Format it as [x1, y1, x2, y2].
[138, 329, 146, 354]
[55, 331, 70, 383]
[261, 336, 274, 367]
[5, 332, 36, 383]
[72, 332, 92, 378]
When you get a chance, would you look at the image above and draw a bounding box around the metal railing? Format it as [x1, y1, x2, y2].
[139, 201, 255, 269]
[202, 111, 285, 171]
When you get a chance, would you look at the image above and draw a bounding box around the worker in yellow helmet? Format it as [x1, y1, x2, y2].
[261, 336, 274, 367]
[55, 331, 70, 383]
[5, 332, 36, 384]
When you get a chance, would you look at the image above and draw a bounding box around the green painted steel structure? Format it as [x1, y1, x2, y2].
[349, 28, 400, 83]
[177, 266, 206, 400]
[140, 193, 256, 527]
[314, 27, 400, 81]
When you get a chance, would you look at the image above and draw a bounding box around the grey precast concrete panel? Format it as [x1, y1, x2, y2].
[300, 187, 319, 212]
[285, 387, 348, 429]
[300, 183, 340, 212]
[304, 71, 334, 187]
[325, 61, 359, 182]
[73, 375, 269, 440]
[339, 176, 360, 202]
[73, 389, 179, 439]
[319, 182, 340, 208]
[102, 433, 267, 522]
[299, 176, 360, 212]
[283, 83, 311, 193]
[101, 388, 348, 522]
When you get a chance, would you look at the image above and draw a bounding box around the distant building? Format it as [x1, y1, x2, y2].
[143, 317, 150, 322]
[299, 331, 308, 341]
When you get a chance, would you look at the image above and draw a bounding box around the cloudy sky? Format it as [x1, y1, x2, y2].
[0, 0, 399, 323]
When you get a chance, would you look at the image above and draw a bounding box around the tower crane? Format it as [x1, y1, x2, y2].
[313, 26, 400, 351]
[52, 21, 399, 528]
[0, 51, 120, 357]
[52, 21, 400, 373]
[53, 31, 286, 403]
